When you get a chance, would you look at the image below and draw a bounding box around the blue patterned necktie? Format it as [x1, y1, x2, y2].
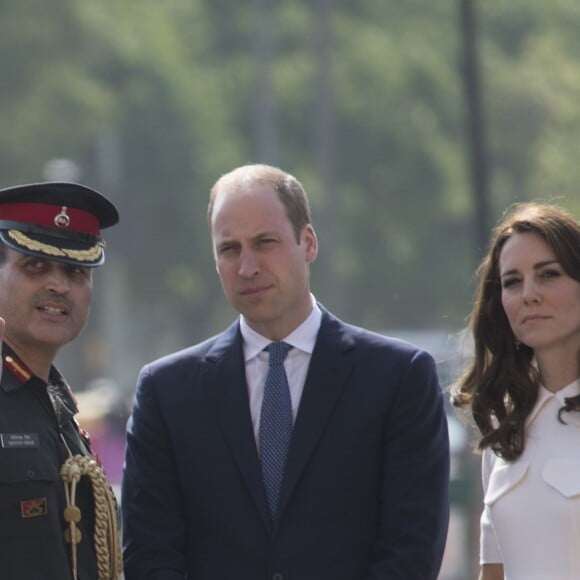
[259, 341, 293, 518]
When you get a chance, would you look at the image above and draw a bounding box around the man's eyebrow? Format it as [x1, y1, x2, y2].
[253, 231, 279, 238]
[215, 239, 239, 249]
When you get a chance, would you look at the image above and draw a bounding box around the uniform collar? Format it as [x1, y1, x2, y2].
[1, 343, 75, 407]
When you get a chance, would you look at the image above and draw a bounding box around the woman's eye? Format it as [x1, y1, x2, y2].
[501, 277, 519, 289]
[541, 269, 560, 279]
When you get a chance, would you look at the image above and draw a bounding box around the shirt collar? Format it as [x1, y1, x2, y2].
[526, 377, 580, 427]
[240, 295, 322, 361]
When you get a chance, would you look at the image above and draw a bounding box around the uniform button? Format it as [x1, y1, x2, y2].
[272, 574, 283, 580]
[26, 469, 35, 479]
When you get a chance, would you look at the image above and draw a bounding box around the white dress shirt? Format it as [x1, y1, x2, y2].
[240, 297, 322, 447]
[480, 378, 580, 579]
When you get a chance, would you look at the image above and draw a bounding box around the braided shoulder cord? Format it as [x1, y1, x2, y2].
[60, 455, 122, 579]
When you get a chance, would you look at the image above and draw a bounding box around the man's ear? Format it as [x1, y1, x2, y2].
[302, 225, 318, 264]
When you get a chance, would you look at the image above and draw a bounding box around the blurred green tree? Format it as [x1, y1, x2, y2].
[0, 0, 578, 388]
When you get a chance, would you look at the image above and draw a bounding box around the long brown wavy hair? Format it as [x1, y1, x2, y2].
[451, 202, 580, 460]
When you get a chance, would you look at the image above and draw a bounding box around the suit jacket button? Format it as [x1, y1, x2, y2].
[272, 574, 283, 580]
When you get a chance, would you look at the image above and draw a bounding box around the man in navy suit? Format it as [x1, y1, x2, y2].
[121, 164, 450, 579]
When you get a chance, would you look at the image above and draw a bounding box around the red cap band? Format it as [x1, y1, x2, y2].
[0, 202, 100, 235]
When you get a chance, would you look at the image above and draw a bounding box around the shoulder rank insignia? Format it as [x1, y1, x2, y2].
[4, 354, 32, 383]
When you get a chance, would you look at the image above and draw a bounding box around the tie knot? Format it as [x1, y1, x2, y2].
[267, 341, 292, 366]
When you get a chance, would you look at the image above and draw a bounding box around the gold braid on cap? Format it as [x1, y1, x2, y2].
[7, 230, 103, 262]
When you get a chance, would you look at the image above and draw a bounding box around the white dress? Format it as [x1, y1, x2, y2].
[480, 379, 580, 580]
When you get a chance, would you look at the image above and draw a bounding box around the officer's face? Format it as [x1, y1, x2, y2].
[211, 185, 317, 341]
[0, 248, 93, 362]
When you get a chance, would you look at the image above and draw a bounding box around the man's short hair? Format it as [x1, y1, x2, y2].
[208, 164, 312, 242]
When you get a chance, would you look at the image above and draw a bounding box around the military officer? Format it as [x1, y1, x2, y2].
[0, 182, 122, 579]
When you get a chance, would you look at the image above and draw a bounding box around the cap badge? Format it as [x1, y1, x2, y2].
[54, 206, 70, 229]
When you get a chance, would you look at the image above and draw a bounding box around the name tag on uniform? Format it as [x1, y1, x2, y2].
[0, 433, 40, 449]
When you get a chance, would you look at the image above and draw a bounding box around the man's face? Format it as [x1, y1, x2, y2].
[211, 185, 317, 340]
[0, 248, 93, 361]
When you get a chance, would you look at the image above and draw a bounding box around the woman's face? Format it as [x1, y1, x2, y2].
[499, 232, 580, 362]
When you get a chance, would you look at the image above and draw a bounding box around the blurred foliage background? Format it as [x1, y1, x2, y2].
[1, 0, 578, 389]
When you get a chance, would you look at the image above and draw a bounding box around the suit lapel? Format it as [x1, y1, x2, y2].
[204, 323, 272, 529]
[276, 311, 356, 520]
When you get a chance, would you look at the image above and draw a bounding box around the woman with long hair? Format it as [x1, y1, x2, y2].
[452, 202, 580, 579]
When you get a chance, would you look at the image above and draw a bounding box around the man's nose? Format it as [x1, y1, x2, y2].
[238, 250, 260, 278]
[45, 267, 70, 293]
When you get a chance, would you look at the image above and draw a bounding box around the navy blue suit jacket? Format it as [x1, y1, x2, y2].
[122, 307, 450, 579]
